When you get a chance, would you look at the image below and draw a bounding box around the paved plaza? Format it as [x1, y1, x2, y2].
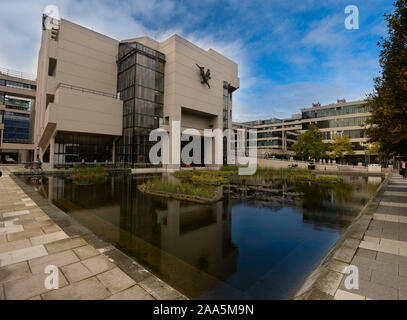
[0, 167, 185, 300]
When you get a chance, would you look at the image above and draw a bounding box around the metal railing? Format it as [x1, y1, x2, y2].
[0, 67, 36, 82]
[57, 83, 119, 99]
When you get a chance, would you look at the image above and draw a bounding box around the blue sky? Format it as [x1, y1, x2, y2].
[0, 0, 395, 121]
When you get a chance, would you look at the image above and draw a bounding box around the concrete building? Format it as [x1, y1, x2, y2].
[0, 68, 36, 163]
[34, 16, 239, 168]
[34, 17, 123, 166]
[301, 99, 371, 162]
[233, 99, 372, 162]
[237, 114, 302, 158]
[233, 114, 302, 158]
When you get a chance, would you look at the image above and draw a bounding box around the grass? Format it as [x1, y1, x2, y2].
[292, 174, 341, 183]
[138, 180, 219, 200]
[191, 174, 229, 185]
[69, 167, 108, 185]
[172, 166, 341, 185]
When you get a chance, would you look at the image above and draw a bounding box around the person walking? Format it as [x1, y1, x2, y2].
[401, 160, 406, 179]
[37, 155, 42, 170]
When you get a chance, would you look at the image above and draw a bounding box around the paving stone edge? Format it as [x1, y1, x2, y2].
[9, 173, 188, 300]
[292, 173, 390, 300]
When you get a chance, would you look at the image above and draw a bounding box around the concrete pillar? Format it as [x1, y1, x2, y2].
[49, 135, 55, 168]
[34, 147, 39, 163]
[112, 139, 116, 163]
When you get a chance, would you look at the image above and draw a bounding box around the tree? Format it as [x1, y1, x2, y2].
[293, 124, 328, 160]
[366, 0, 407, 157]
[330, 135, 355, 160]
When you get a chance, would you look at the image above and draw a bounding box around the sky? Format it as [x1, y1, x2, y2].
[0, 0, 395, 121]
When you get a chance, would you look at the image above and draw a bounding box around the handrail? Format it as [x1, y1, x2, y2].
[56, 83, 119, 99]
[0, 67, 36, 82]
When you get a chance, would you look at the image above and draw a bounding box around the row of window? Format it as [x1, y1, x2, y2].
[0, 79, 36, 91]
[258, 132, 283, 139]
[302, 104, 370, 119]
[303, 116, 368, 129]
[258, 140, 282, 147]
[321, 129, 366, 140]
[118, 42, 165, 62]
[2, 112, 30, 143]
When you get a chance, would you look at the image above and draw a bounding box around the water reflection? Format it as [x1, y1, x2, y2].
[21, 173, 381, 299]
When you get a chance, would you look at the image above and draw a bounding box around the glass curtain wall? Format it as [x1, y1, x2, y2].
[116, 42, 165, 165]
[3, 111, 30, 143]
[54, 132, 113, 164]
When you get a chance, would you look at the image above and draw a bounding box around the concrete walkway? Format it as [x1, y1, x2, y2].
[294, 173, 407, 300]
[0, 167, 185, 300]
[333, 174, 407, 300]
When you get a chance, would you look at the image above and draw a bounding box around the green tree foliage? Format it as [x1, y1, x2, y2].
[366, 0, 407, 157]
[293, 124, 328, 160]
[330, 135, 355, 159]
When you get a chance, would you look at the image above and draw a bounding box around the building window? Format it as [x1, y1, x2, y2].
[48, 58, 57, 76]
[46, 94, 55, 109]
[5, 80, 36, 91]
[3, 112, 30, 143]
[54, 132, 113, 164]
[223, 81, 231, 130]
[116, 42, 165, 164]
[5, 96, 31, 111]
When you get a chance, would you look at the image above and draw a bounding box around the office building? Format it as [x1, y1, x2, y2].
[233, 99, 372, 161]
[0, 68, 36, 163]
[34, 15, 239, 168]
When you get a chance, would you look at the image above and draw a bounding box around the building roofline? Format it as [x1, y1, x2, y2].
[301, 99, 367, 112]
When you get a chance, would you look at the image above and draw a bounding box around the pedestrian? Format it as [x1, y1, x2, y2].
[37, 155, 42, 170]
[402, 160, 407, 179]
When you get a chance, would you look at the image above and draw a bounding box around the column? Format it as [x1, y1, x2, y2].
[49, 134, 55, 168]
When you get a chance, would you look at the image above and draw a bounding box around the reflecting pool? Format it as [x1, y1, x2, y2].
[19, 174, 382, 299]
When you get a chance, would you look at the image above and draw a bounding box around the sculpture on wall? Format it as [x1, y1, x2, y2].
[196, 64, 211, 88]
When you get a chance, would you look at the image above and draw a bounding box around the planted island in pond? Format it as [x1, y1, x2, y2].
[69, 167, 108, 185]
[138, 180, 222, 203]
[172, 166, 341, 184]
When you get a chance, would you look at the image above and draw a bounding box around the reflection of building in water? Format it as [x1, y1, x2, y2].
[46, 174, 238, 297]
[155, 198, 238, 280]
[299, 176, 381, 229]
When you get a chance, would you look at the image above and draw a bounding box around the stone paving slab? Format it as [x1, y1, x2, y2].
[0, 167, 187, 300]
[296, 173, 407, 300]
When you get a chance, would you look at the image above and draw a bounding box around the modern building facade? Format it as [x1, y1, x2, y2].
[301, 100, 370, 157]
[34, 17, 123, 166]
[0, 68, 36, 163]
[233, 99, 372, 161]
[235, 114, 302, 157]
[34, 16, 239, 168]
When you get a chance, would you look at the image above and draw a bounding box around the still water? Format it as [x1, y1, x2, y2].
[20, 174, 382, 299]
